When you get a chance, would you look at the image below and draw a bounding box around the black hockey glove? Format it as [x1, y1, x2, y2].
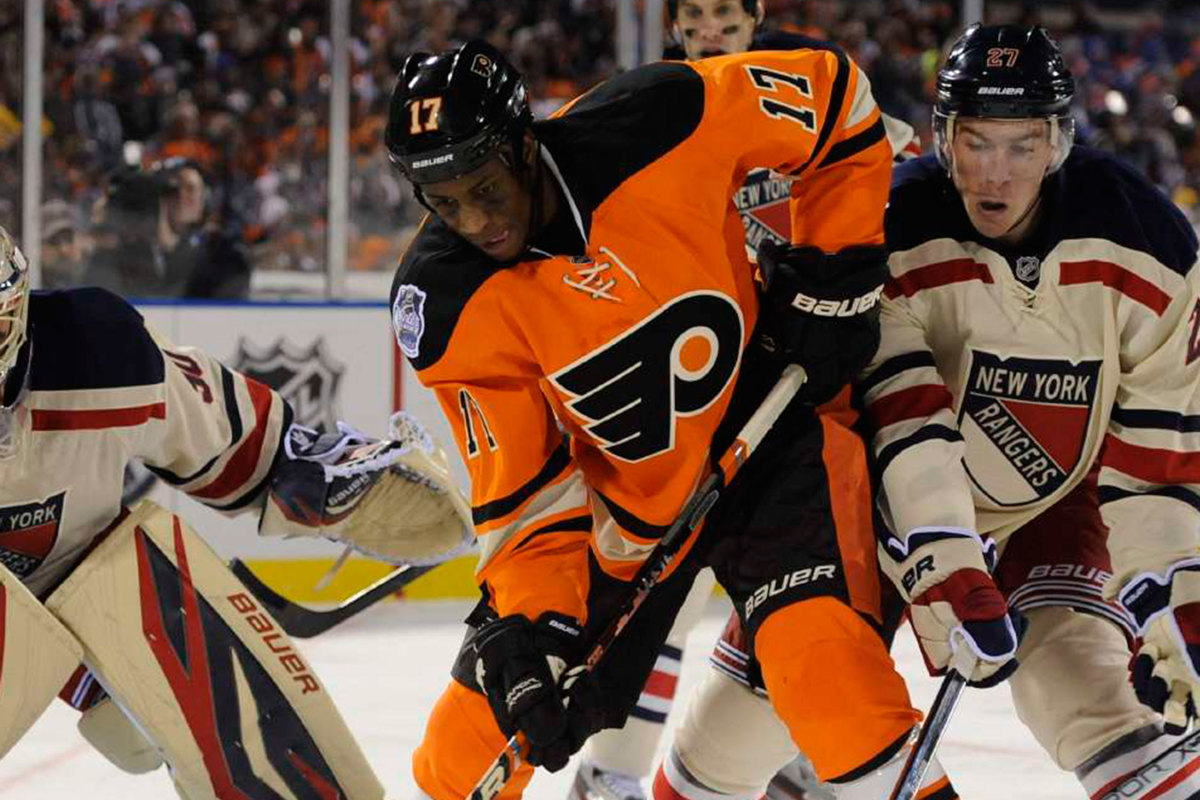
[755, 241, 888, 405]
[474, 612, 605, 772]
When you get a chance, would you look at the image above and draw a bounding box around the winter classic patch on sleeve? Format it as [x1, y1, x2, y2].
[392, 284, 428, 360]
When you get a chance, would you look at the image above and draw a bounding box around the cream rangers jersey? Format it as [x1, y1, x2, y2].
[861, 148, 1200, 590]
[0, 289, 291, 597]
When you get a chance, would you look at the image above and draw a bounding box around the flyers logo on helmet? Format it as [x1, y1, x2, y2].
[550, 292, 743, 463]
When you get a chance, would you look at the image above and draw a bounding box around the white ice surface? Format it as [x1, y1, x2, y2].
[0, 597, 1083, 798]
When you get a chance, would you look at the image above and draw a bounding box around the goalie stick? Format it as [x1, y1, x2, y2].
[470, 364, 807, 800]
[230, 558, 436, 638]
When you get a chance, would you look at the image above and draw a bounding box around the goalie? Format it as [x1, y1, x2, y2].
[0, 225, 470, 799]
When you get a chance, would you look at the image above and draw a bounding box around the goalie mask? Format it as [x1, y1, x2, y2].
[0, 227, 30, 460]
[933, 25, 1075, 177]
[0, 227, 29, 392]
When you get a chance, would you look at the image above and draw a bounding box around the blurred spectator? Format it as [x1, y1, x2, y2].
[40, 199, 88, 288]
[72, 66, 125, 174]
[84, 158, 250, 299]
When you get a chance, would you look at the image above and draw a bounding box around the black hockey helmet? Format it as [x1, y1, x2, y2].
[667, 0, 758, 19]
[936, 24, 1074, 118]
[385, 40, 531, 185]
[934, 25, 1076, 173]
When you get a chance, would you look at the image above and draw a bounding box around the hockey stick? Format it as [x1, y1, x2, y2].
[470, 364, 807, 800]
[888, 644, 977, 800]
[230, 558, 436, 638]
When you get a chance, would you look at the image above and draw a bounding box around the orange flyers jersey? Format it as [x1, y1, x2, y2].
[391, 49, 891, 622]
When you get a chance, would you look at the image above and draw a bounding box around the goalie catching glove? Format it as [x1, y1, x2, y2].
[880, 527, 1025, 687]
[260, 412, 473, 565]
[754, 241, 887, 405]
[474, 613, 605, 772]
[1119, 558, 1200, 734]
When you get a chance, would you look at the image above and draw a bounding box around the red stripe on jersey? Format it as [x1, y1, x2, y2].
[1059, 260, 1172, 316]
[643, 669, 679, 700]
[192, 378, 275, 501]
[885, 259, 992, 299]
[32, 403, 166, 431]
[1103, 434, 1200, 484]
[866, 384, 954, 430]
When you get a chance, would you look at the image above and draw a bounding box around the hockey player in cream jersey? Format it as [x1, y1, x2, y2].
[864, 24, 1200, 797]
[0, 225, 469, 799]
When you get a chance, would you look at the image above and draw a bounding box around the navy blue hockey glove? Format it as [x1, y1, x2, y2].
[755, 241, 888, 405]
[1119, 559, 1200, 734]
[474, 613, 605, 771]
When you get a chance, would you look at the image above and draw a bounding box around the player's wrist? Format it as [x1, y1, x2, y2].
[878, 526, 994, 604]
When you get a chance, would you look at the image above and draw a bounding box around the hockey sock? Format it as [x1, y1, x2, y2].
[1077, 723, 1200, 800]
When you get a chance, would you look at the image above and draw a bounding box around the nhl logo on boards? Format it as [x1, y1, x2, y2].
[1014, 255, 1041, 283]
[232, 338, 345, 433]
[393, 284, 428, 361]
[0, 491, 64, 577]
[958, 350, 1101, 507]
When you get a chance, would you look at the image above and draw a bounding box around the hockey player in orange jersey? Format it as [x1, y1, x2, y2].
[569, 2, 923, 799]
[386, 38, 957, 800]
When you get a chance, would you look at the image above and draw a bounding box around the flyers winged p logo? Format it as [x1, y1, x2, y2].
[551, 292, 743, 462]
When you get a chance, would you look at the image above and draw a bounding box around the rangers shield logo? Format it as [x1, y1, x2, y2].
[0, 492, 65, 577]
[232, 338, 344, 433]
[734, 169, 791, 257]
[959, 350, 1101, 507]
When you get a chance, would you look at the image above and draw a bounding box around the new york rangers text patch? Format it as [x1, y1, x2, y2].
[959, 350, 1101, 506]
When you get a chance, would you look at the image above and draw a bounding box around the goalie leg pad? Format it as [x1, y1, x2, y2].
[78, 696, 165, 774]
[0, 562, 83, 760]
[45, 500, 384, 800]
[1009, 606, 1157, 771]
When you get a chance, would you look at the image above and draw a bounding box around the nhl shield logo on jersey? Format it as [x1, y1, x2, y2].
[393, 284, 428, 360]
[0, 492, 64, 577]
[734, 169, 791, 257]
[551, 292, 743, 462]
[959, 350, 1102, 506]
[232, 338, 344, 433]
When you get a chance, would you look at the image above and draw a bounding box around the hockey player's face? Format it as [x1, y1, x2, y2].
[950, 118, 1055, 242]
[422, 155, 533, 261]
[675, 0, 757, 60]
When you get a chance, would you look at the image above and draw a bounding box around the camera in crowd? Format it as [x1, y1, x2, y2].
[105, 157, 202, 220]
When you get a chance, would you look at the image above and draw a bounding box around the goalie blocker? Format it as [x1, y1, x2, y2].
[43, 501, 385, 800]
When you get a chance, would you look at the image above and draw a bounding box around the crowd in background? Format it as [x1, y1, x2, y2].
[0, 0, 1197, 298]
